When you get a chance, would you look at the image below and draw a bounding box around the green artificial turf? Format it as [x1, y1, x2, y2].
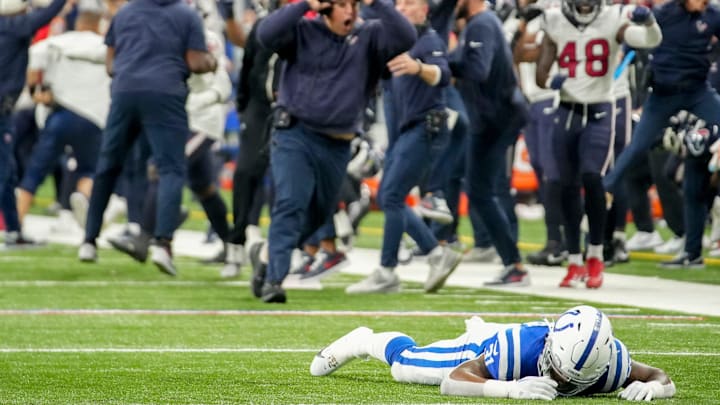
[1, 246, 719, 404]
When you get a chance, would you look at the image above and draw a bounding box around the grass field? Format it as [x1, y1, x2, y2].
[3, 181, 719, 403]
[1, 243, 719, 404]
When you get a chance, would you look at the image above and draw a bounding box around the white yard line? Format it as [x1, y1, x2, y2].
[0, 347, 717, 356]
[0, 280, 248, 287]
[0, 308, 705, 320]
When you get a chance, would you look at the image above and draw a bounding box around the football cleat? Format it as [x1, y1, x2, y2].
[150, 241, 176, 276]
[310, 326, 373, 376]
[527, 242, 568, 266]
[585, 257, 604, 289]
[559, 264, 587, 288]
[78, 242, 97, 263]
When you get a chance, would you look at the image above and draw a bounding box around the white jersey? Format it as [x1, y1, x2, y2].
[186, 29, 232, 140]
[28, 31, 110, 128]
[543, 4, 632, 103]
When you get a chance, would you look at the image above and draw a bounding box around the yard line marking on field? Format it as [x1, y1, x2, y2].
[0, 309, 704, 320]
[648, 323, 720, 328]
[0, 347, 718, 356]
[0, 280, 249, 287]
[0, 348, 316, 353]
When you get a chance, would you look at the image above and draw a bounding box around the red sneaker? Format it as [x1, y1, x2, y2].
[559, 263, 587, 288]
[585, 257, 604, 289]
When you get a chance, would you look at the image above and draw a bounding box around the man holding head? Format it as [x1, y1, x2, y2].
[252, 0, 416, 303]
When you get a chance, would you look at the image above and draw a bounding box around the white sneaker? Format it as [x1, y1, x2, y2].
[711, 196, 720, 242]
[78, 243, 97, 262]
[150, 244, 177, 276]
[654, 236, 685, 255]
[103, 194, 128, 226]
[220, 243, 245, 278]
[462, 246, 499, 263]
[417, 195, 454, 224]
[51, 210, 81, 234]
[709, 241, 720, 258]
[310, 326, 373, 376]
[69, 192, 89, 229]
[345, 267, 400, 294]
[425, 246, 462, 293]
[626, 231, 664, 251]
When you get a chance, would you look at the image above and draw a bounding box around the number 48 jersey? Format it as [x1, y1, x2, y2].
[542, 4, 633, 103]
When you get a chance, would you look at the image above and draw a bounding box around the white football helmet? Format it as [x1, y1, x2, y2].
[0, 0, 28, 15]
[539, 305, 614, 396]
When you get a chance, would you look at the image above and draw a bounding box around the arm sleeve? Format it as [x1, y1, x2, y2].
[256, 1, 310, 52]
[28, 40, 50, 71]
[623, 21, 662, 49]
[25, 0, 67, 34]
[459, 20, 496, 83]
[186, 13, 209, 52]
[367, 0, 417, 62]
[421, 36, 450, 87]
[236, 24, 258, 112]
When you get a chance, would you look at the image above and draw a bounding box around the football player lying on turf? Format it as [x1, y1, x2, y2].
[310, 305, 675, 401]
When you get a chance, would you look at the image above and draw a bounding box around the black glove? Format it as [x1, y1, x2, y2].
[217, 0, 234, 19]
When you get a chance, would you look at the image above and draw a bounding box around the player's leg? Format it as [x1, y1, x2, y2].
[83, 94, 141, 250]
[16, 109, 68, 223]
[265, 128, 317, 297]
[579, 104, 615, 288]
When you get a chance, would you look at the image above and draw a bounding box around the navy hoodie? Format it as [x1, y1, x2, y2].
[257, 0, 416, 135]
[105, 0, 207, 96]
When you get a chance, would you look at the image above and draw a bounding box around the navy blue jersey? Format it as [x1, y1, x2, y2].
[390, 26, 450, 131]
[257, 0, 416, 135]
[450, 10, 518, 122]
[651, 1, 720, 89]
[105, 0, 207, 96]
[0, 0, 67, 109]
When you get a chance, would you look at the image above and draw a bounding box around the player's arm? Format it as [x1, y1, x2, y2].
[535, 34, 558, 89]
[186, 16, 218, 74]
[216, 0, 247, 47]
[106, 46, 115, 77]
[617, 360, 676, 401]
[439, 355, 558, 400]
[616, 5, 662, 48]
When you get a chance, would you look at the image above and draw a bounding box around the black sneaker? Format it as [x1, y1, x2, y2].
[248, 241, 267, 298]
[108, 231, 150, 263]
[660, 253, 704, 269]
[289, 252, 314, 275]
[300, 250, 348, 281]
[200, 247, 226, 264]
[612, 238, 629, 264]
[527, 240, 567, 266]
[484, 265, 531, 286]
[261, 282, 287, 303]
[4, 232, 45, 250]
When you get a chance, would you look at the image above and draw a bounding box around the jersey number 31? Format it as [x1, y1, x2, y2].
[558, 39, 610, 78]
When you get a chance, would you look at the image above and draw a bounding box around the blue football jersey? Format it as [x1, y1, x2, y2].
[482, 321, 633, 393]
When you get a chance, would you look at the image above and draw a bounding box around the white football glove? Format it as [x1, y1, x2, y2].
[618, 380, 676, 401]
[509, 376, 558, 401]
